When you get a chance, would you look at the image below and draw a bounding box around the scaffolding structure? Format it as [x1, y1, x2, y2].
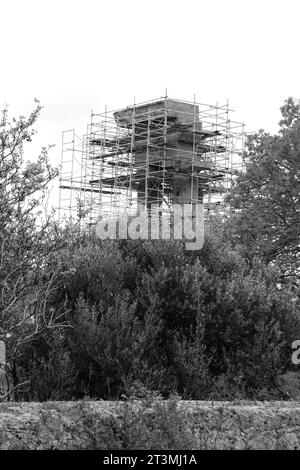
[58, 96, 245, 225]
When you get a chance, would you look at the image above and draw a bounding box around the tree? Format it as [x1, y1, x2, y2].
[0, 102, 63, 397]
[227, 98, 300, 284]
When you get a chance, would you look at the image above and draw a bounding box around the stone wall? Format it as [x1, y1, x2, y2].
[0, 401, 299, 450]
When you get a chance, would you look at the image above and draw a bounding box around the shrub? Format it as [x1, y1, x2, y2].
[8, 230, 300, 401]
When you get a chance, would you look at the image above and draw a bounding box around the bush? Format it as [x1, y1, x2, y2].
[8, 228, 300, 401]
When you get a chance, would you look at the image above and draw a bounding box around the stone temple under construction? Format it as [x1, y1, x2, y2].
[58, 96, 245, 224]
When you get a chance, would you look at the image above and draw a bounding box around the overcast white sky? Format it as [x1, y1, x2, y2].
[1, 0, 300, 208]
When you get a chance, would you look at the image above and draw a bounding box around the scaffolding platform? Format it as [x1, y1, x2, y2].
[58, 96, 245, 224]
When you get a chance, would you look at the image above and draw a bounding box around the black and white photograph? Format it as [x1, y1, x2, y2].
[0, 0, 300, 457]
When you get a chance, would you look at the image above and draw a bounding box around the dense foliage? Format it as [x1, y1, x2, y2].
[227, 98, 300, 283]
[9, 228, 300, 401]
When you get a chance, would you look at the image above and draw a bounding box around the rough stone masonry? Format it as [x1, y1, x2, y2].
[0, 401, 300, 450]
